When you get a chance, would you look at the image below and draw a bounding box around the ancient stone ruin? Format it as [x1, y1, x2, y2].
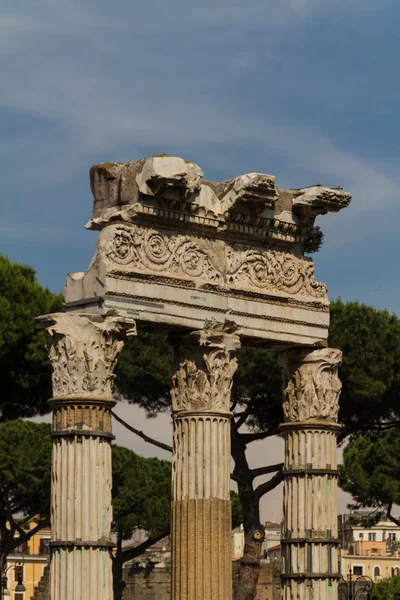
[38, 155, 351, 600]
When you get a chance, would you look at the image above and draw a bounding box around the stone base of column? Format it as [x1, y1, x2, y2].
[171, 498, 232, 600]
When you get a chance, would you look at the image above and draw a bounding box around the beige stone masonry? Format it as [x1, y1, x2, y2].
[40, 155, 352, 600]
[65, 155, 351, 348]
[39, 313, 125, 600]
[279, 348, 342, 600]
[170, 329, 240, 600]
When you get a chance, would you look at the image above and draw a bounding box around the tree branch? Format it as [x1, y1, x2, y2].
[112, 411, 172, 453]
[113, 531, 169, 567]
[239, 429, 276, 445]
[386, 502, 400, 528]
[233, 400, 256, 431]
[251, 463, 283, 479]
[13, 516, 51, 547]
[254, 469, 284, 499]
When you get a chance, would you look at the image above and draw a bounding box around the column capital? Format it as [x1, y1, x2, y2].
[279, 346, 342, 424]
[170, 329, 240, 414]
[38, 312, 126, 399]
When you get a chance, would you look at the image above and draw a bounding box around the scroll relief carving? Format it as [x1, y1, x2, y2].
[105, 224, 327, 299]
[171, 332, 240, 413]
[44, 313, 124, 398]
[106, 224, 223, 284]
[280, 348, 342, 423]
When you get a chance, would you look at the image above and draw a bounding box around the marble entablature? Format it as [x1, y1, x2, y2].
[65, 155, 350, 347]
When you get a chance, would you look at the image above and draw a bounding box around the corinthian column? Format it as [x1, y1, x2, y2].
[39, 313, 125, 600]
[170, 329, 240, 600]
[279, 348, 342, 600]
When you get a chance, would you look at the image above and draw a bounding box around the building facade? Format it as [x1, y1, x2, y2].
[4, 522, 50, 600]
[339, 513, 400, 582]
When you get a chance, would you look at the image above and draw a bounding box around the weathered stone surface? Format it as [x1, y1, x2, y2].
[292, 185, 351, 214]
[136, 155, 203, 199]
[219, 172, 278, 214]
[87, 155, 349, 236]
[280, 347, 342, 423]
[67, 155, 351, 349]
[46, 155, 351, 600]
[170, 331, 239, 600]
[40, 313, 125, 600]
[171, 329, 240, 414]
[38, 313, 124, 398]
[279, 347, 342, 600]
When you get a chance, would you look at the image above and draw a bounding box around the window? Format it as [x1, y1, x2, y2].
[374, 566, 381, 579]
[14, 566, 23, 583]
[368, 533, 376, 542]
[14, 542, 28, 554]
[14, 594, 24, 600]
[393, 567, 400, 576]
[353, 566, 363, 576]
[40, 538, 51, 555]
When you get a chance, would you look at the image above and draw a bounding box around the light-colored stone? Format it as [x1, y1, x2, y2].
[220, 172, 278, 214]
[39, 313, 124, 398]
[292, 185, 352, 214]
[279, 347, 342, 600]
[170, 331, 239, 600]
[43, 155, 352, 600]
[39, 313, 125, 600]
[77, 156, 351, 348]
[136, 155, 204, 200]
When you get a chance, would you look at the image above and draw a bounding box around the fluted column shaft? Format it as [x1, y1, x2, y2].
[279, 348, 342, 600]
[40, 313, 124, 600]
[170, 329, 240, 600]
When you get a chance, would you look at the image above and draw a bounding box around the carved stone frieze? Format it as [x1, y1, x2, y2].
[106, 224, 224, 283]
[170, 330, 240, 414]
[280, 347, 342, 423]
[104, 223, 327, 299]
[40, 313, 125, 398]
[226, 245, 326, 298]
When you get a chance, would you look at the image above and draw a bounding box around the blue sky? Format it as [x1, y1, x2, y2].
[2, 0, 400, 315]
[4, 0, 399, 519]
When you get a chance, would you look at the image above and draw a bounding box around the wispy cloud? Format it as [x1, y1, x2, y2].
[1, 0, 399, 249]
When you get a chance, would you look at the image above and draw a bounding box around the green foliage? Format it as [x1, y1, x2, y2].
[115, 334, 173, 416]
[111, 444, 171, 540]
[230, 490, 243, 529]
[0, 419, 52, 517]
[370, 576, 400, 599]
[232, 346, 283, 431]
[304, 225, 324, 254]
[339, 429, 400, 508]
[0, 254, 63, 419]
[0, 420, 52, 555]
[329, 299, 400, 437]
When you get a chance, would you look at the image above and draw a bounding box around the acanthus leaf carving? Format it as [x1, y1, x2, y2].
[171, 331, 240, 414]
[280, 347, 342, 423]
[41, 313, 125, 398]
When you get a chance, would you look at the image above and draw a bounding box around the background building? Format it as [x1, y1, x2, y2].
[339, 512, 400, 582]
[3, 521, 50, 600]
